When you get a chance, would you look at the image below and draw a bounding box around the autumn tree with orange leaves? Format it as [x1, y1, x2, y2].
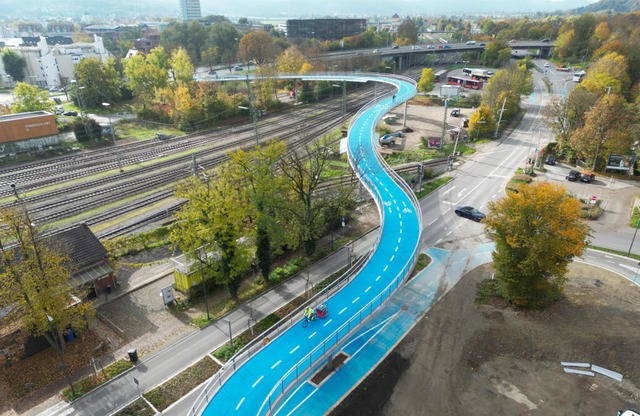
[484, 183, 590, 309]
[238, 32, 278, 65]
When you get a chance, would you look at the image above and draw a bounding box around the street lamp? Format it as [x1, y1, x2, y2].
[102, 102, 123, 172]
[223, 318, 234, 355]
[197, 246, 210, 321]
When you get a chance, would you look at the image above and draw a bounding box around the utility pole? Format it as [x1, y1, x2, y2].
[440, 99, 449, 143]
[493, 97, 507, 139]
[245, 75, 261, 146]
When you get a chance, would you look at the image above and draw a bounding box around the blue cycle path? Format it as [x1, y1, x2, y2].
[273, 243, 496, 416]
[202, 76, 421, 415]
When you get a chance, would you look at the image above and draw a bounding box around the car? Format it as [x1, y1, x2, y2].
[566, 170, 581, 181]
[618, 411, 640, 416]
[372, 49, 379, 54]
[509, 39, 517, 43]
[63, 111, 78, 116]
[234, 65, 243, 71]
[581, 170, 596, 183]
[391, 45, 399, 49]
[450, 108, 461, 117]
[379, 134, 396, 146]
[454, 206, 486, 222]
[411, 45, 421, 50]
[540, 38, 551, 42]
[543, 63, 550, 67]
[426, 44, 435, 49]
[437, 45, 444, 49]
[246, 60, 255, 65]
[479, 42, 486, 46]
[466, 41, 476, 45]
[545, 155, 556, 165]
[443, 45, 452, 49]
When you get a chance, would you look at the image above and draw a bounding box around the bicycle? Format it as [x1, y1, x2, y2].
[301, 312, 316, 328]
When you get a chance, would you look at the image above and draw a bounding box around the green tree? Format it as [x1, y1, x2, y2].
[2, 48, 26, 82]
[581, 52, 630, 95]
[161, 21, 207, 65]
[123, 48, 169, 105]
[275, 46, 308, 73]
[169, 47, 195, 83]
[228, 142, 291, 281]
[484, 182, 590, 309]
[171, 171, 252, 299]
[468, 104, 495, 139]
[71, 117, 103, 142]
[208, 22, 241, 69]
[72, 58, 121, 108]
[417, 68, 435, 93]
[482, 63, 533, 122]
[0, 206, 95, 396]
[201, 46, 219, 70]
[11, 83, 51, 113]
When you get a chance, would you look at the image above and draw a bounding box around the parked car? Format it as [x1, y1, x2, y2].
[234, 65, 243, 71]
[566, 170, 581, 181]
[454, 206, 486, 222]
[63, 111, 78, 116]
[545, 155, 556, 165]
[379, 134, 396, 146]
[581, 170, 596, 183]
[462, 118, 469, 128]
[450, 108, 461, 117]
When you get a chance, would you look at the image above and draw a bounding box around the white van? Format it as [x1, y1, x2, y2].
[466, 41, 477, 45]
[54, 105, 64, 115]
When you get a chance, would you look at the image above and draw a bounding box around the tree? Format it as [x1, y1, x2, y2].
[201, 46, 219, 70]
[396, 19, 419, 44]
[171, 170, 252, 299]
[208, 22, 241, 69]
[417, 68, 435, 93]
[483, 63, 533, 122]
[227, 142, 291, 281]
[542, 88, 598, 158]
[123, 48, 169, 105]
[581, 52, 630, 95]
[11, 83, 51, 113]
[0, 206, 95, 396]
[71, 117, 103, 142]
[169, 47, 195, 83]
[238, 31, 277, 65]
[2, 48, 26, 82]
[569, 94, 636, 170]
[275, 46, 308, 73]
[484, 182, 589, 309]
[161, 21, 207, 65]
[468, 105, 495, 139]
[72, 58, 121, 108]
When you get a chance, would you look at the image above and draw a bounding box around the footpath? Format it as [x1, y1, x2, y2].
[38, 230, 380, 416]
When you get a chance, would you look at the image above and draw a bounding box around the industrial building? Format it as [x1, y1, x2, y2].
[0, 111, 59, 157]
[286, 18, 367, 41]
[180, 0, 202, 21]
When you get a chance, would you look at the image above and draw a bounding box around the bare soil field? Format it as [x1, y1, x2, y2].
[332, 262, 640, 415]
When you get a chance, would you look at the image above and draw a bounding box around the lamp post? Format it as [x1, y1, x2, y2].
[197, 246, 210, 321]
[46, 314, 76, 397]
[223, 318, 234, 354]
[102, 102, 123, 172]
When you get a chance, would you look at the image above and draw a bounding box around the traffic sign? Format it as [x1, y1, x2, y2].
[591, 195, 597, 204]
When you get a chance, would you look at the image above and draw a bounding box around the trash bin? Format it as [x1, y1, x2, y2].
[106, 285, 112, 294]
[64, 329, 75, 342]
[128, 349, 138, 363]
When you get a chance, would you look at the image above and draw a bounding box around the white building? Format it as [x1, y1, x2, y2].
[0, 35, 109, 89]
[180, 0, 202, 21]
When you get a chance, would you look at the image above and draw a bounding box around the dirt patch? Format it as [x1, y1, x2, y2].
[311, 352, 350, 386]
[332, 262, 640, 415]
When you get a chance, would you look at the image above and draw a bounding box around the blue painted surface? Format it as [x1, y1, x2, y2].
[202, 76, 420, 415]
[274, 244, 496, 415]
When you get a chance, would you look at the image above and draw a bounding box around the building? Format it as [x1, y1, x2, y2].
[0, 35, 109, 89]
[286, 18, 367, 41]
[0, 111, 59, 157]
[180, 0, 202, 21]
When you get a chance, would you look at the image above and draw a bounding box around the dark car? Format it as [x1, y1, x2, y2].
[581, 170, 596, 183]
[566, 170, 581, 181]
[450, 108, 461, 117]
[454, 206, 486, 222]
[479, 42, 486, 46]
[63, 111, 78, 116]
[545, 155, 556, 165]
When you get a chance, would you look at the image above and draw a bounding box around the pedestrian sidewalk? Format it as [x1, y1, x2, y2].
[39, 230, 380, 416]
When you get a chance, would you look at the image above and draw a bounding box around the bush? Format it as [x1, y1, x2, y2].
[72, 117, 103, 143]
[268, 257, 305, 284]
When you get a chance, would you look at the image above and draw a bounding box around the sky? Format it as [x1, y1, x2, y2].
[0, 0, 600, 20]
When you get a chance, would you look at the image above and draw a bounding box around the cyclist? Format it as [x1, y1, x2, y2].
[304, 307, 315, 321]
